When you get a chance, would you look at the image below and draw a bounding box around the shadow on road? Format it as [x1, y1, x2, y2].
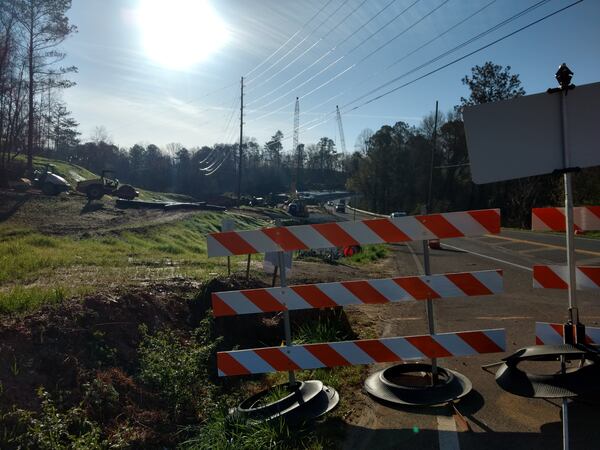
[341, 396, 600, 450]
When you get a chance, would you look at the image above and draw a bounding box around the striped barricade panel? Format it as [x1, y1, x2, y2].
[533, 265, 600, 290]
[207, 209, 500, 257]
[212, 270, 503, 317]
[217, 328, 506, 376]
[531, 206, 600, 232]
[535, 322, 600, 346]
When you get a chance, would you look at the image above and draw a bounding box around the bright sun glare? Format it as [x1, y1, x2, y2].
[138, 0, 229, 70]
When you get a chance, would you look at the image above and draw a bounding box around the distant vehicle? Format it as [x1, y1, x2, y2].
[288, 201, 309, 217]
[390, 211, 407, 218]
[327, 200, 334, 206]
[34, 164, 71, 196]
[336, 203, 346, 213]
[76, 170, 138, 201]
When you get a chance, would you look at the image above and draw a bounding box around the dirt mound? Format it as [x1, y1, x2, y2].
[0, 275, 282, 410]
[0, 190, 206, 236]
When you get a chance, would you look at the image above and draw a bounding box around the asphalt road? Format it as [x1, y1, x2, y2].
[324, 207, 600, 450]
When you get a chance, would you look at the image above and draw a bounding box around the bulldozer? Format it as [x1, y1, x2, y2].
[76, 170, 138, 201]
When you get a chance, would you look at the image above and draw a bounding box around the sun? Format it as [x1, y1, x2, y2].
[137, 0, 229, 70]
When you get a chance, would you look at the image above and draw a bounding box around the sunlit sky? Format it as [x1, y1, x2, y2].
[63, 0, 600, 151]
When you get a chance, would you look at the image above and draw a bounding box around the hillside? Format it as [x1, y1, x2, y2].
[27, 156, 195, 202]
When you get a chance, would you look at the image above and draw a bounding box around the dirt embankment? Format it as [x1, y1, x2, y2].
[0, 273, 356, 446]
[0, 190, 213, 236]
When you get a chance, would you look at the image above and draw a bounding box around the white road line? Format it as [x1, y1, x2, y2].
[437, 415, 460, 450]
[406, 242, 460, 450]
[442, 243, 532, 272]
[405, 242, 425, 274]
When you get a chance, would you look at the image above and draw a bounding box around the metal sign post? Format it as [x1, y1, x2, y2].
[423, 240, 438, 384]
[421, 205, 438, 385]
[554, 63, 576, 450]
[278, 250, 296, 387]
[221, 218, 235, 276]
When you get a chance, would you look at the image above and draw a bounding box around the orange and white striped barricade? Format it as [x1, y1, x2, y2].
[531, 206, 600, 232]
[533, 265, 600, 290]
[218, 329, 506, 376]
[207, 208, 504, 410]
[207, 209, 500, 256]
[535, 322, 600, 346]
[212, 270, 503, 316]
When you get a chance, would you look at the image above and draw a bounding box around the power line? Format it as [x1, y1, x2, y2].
[298, 0, 555, 130]
[244, 0, 337, 77]
[246, 0, 400, 105]
[341, 0, 553, 110]
[249, 0, 426, 121]
[296, 0, 498, 119]
[245, 0, 350, 85]
[247, 0, 370, 93]
[303, 0, 582, 134]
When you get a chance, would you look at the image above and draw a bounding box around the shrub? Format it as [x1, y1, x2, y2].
[137, 318, 221, 419]
[14, 388, 105, 450]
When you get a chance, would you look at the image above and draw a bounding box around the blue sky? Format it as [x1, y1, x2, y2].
[62, 0, 600, 152]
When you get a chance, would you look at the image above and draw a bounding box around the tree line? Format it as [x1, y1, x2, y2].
[346, 62, 600, 227]
[47, 131, 351, 199]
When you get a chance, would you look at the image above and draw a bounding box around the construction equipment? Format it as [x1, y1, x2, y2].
[33, 164, 71, 196]
[76, 170, 138, 201]
[287, 199, 309, 218]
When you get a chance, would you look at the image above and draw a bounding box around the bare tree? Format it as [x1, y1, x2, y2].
[16, 0, 77, 172]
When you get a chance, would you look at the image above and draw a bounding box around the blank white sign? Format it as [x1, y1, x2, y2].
[463, 82, 600, 184]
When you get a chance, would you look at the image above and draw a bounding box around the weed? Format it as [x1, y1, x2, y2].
[13, 388, 106, 449]
[82, 377, 120, 421]
[346, 244, 388, 264]
[294, 310, 353, 345]
[137, 319, 221, 419]
[87, 330, 117, 368]
[179, 409, 331, 450]
[254, 384, 291, 407]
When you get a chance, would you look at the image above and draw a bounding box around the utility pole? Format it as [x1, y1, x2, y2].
[237, 76, 244, 205]
[426, 100, 439, 213]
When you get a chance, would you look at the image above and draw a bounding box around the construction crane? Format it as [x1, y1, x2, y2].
[336, 105, 347, 154]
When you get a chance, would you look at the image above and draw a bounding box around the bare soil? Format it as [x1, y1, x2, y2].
[0, 190, 211, 236]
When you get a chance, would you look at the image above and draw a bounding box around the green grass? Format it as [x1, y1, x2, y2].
[294, 310, 352, 345]
[180, 410, 332, 450]
[583, 231, 600, 239]
[345, 244, 388, 265]
[0, 212, 268, 314]
[0, 286, 94, 315]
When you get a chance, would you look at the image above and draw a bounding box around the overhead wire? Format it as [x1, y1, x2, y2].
[341, 0, 553, 110]
[293, 0, 554, 132]
[246, 0, 401, 105]
[249, 0, 429, 121]
[244, 0, 337, 78]
[197, 95, 239, 165]
[301, 0, 582, 134]
[247, 0, 370, 93]
[297, 0, 498, 119]
[245, 0, 349, 85]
